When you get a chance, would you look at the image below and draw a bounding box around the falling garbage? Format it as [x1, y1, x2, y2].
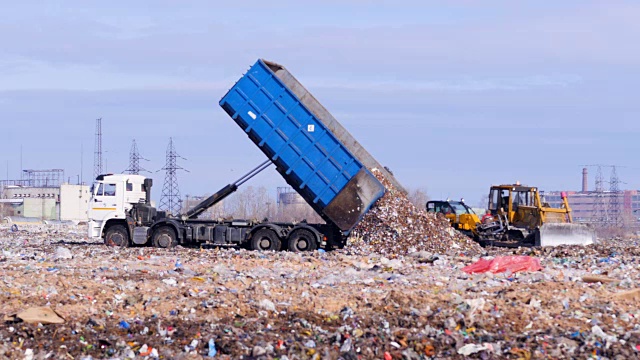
[349, 170, 482, 256]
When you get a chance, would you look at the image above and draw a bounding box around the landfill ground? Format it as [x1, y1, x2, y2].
[2, 225, 640, 359]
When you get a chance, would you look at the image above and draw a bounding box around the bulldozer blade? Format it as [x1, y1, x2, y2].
[537, 223, 596, 247]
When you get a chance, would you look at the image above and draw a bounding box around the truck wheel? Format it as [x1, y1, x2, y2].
[250, 229, 281, 251]
[105, 225, 129, 247]
[287, 229, 318, 252]
[152, 227, 178, 248]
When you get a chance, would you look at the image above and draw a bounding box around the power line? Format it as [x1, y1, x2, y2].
[589, 165, 607, 227]
[125, 139, 149, 174]
[159, 138, 188, 215]
[583, 164, 626, 228]
[608, 166, 622, 228]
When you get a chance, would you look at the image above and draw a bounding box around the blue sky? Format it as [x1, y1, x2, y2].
[1, 1, 639, 205]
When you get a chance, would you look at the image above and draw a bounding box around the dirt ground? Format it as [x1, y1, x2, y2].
[1, 224, 640, 359]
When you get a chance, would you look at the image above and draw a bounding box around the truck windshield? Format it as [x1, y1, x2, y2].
[91, 183, 116, 196]
[91, 183, 103, 196]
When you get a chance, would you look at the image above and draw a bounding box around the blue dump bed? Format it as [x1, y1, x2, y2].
[220, 59, 385, 232]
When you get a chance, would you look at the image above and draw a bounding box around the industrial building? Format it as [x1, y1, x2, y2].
[0, 169, 90, 222]
[543, 167, 639, 227]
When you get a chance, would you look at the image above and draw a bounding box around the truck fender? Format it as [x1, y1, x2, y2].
[248, 223, 285, 240]
[149, 219, 183, 243]
[103, 219, 129, 237]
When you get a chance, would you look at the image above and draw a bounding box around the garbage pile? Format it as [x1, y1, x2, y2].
[3, 225, 640, 358]
[349, 170, 482, 255]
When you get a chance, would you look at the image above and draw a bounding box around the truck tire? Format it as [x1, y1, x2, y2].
[250, 229, 281, 251]
[287, 229, 318, 252]
[105, 225, 129, 247]
[152, 226, 178, 248]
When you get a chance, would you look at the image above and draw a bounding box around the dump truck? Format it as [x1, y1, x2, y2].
[88, 59, 402, 251]
[429, 184, 596, 247]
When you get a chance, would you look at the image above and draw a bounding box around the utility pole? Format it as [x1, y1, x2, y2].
[159, 138, 188, 215]
[80, 142, 83, 185]
[93, 118, 103, 179]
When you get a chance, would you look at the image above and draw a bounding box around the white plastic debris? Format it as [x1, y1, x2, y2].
[259, 299, 276, 312]
[457, 344, 488, 355]
[55, 247, 73, 259]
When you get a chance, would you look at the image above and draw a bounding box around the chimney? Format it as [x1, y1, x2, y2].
[582, 167, 588, 193]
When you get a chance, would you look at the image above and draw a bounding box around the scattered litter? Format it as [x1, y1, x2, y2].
[10, 307, 65, 324]
[0, 223, 639, 358]
[458, 343, 488, 356]
[582, 275, 618, 284]
[55, 246, 73, 260]
[162, 278, 178, 286]
[259, 299, 276, 312]
[612, 288, 640, 301]
[207, 339, 217, 357]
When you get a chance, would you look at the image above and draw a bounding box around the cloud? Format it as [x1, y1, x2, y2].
[307, 74, 583, 92]
[0, 57, 240, 91]
[1, 1, 639, 86]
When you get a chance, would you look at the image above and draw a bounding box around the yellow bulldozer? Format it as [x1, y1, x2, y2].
[426, 200, 480, 238]
[427, 184, 596, 247]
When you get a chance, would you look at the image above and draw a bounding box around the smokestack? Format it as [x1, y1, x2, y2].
[582, 167, 588, 193]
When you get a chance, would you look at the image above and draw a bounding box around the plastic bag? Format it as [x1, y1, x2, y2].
[462, 256, 541, 274]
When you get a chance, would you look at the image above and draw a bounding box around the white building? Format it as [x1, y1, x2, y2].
[60, 184, 91, 222]
[0, 184, 90, 222]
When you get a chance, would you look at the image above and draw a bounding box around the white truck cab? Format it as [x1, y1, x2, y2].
[88, 174, 149, 241]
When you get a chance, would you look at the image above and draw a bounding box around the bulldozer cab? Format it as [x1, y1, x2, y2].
[426, 200, 480, 234]
[488, 185, 541, 230]
[487, 185, 573, 230]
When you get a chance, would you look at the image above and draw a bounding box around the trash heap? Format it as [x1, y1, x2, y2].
[3, 224, 640, 358]
[348, 170, 482, 255]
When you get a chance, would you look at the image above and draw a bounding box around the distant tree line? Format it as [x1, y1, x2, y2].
[188, 186, 432, 223]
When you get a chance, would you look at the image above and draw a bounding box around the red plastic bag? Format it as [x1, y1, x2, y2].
[462, 256, 542, 274]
